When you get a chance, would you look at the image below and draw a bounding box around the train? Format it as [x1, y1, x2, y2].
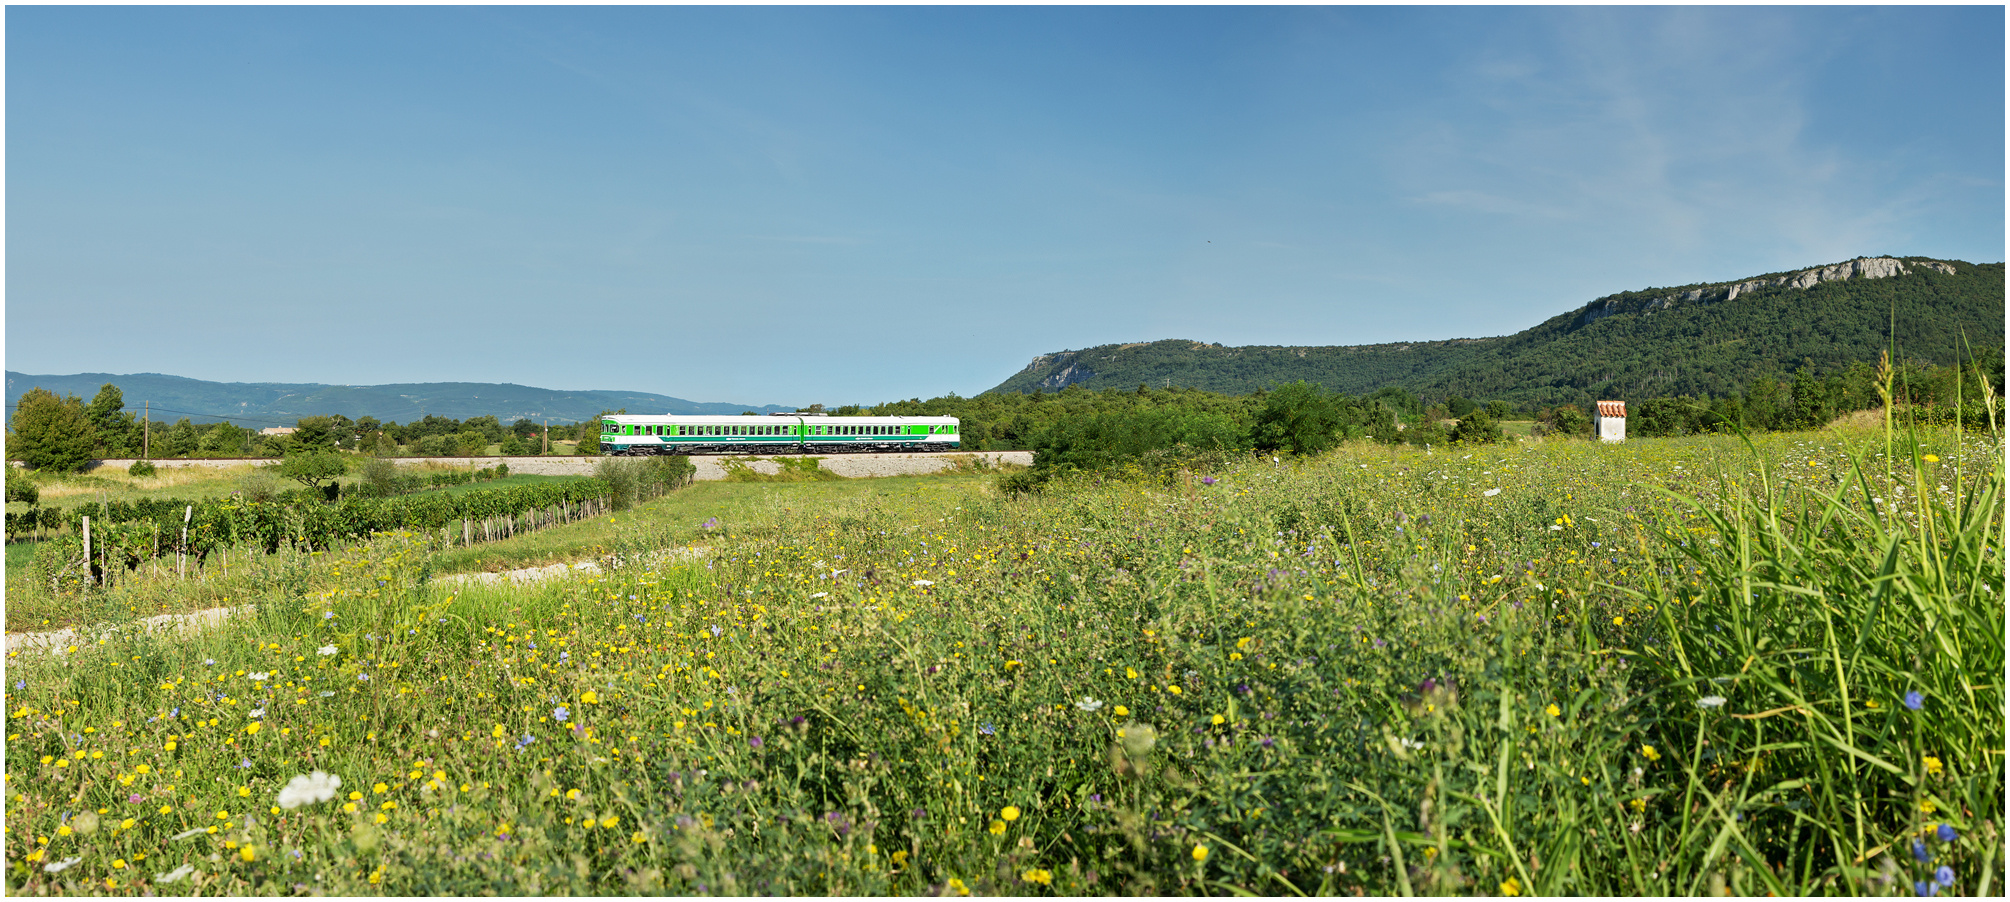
[599, 414, 959, 456]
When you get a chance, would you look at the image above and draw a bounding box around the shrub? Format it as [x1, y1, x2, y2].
[1251, 381, 1345, 456]
[1449, 411, 1505, 444]
[6, 469, 40, 506]
[127, 459, 158, 477]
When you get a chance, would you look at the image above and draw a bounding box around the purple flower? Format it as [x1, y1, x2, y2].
[710, 624, 723, 638]
[128, 794, 143, 804]
[1913, 840, 1931, 862]
[553, 706, 569, 723]
[1935, 866, 1955, 888]
[1937, 824, 1957, 843]
[1201, 476, 1217, 485]
[748, 736, 763, 749]
[1904, 691, 1925, 711]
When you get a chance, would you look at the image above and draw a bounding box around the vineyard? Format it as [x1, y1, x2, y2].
[12, 458, 695, 597]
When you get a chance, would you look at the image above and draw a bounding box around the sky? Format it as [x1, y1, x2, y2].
[6, 6, 2004, 409]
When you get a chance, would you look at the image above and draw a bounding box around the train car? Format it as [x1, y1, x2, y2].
[599, 414, 959, 456]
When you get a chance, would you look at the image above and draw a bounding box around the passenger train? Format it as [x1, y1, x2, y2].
[599, 414, 959, 456]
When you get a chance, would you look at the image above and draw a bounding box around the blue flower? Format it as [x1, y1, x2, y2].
[710, 624, 723, 638]
[553, 706, 569, 723]
[979, 722, 996, 736]
[1904, 690, 1925, 711]
[1916, 880, 1937, 896]
[1934, 866, 1955, 888]
[1913, 840, 1931, 862]
[1937, 823, 1957, 843]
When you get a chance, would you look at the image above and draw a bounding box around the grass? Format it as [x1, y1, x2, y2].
[3, 426, 1999, 896]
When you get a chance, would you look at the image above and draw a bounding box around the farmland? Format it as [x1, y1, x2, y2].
[3, 426, 2000, 896]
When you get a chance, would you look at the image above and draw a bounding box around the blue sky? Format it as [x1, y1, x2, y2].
[7, 6, 2002, 409]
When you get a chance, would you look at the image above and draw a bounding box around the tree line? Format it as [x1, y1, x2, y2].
[6, 381, 606, 472]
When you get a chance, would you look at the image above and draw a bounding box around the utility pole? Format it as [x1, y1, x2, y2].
[143, 401, 149, 460]
[543, 419, 549, 455]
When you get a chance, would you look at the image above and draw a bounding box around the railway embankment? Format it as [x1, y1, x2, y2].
[31, 451, 1032, 481]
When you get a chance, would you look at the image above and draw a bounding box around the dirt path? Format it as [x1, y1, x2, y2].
[5, 547, 710, 655]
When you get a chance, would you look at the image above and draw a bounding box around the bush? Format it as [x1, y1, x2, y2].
[1251, 381, 1345, 456]
[1011, 408, 1247, 492]
[6, 469, 40, 506]
[1449, 411, 1505, 444]
[127, 459, 157, 477]
[1535, 404, 1592, 437]
[595, 456, 696, 510]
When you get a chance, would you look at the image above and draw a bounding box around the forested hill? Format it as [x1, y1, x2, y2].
[2, 372, 792, 426]
[986, 256, 2003, 408]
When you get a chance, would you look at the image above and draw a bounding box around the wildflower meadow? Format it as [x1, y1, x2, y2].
[4, 427, 2001, 895]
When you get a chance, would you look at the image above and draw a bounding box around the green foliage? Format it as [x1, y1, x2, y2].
[8, 387, 97, 473]
[719, 457, 841, 483]
[5, 469, 39, 506]
[1009, 407, 1246, 492]
[1536, 404, 1591, 437]
[277, 451, 350, 500]
[1448, 410, 1504, 444]
[594, 456, 695, 511]
[1251, 381, 1344, 455]
[127, 460, 158, 478]
[85, 384, 134, 456]
[499, 434, 529, 456]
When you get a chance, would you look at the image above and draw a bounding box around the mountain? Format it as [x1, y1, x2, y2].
[3, 372, 794, 427]
[986, 256, 2003, 408]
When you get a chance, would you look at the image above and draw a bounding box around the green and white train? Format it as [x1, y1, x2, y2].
[599, 414, 960, 456]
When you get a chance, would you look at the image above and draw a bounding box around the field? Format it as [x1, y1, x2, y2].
[3, 427, 2000, 895]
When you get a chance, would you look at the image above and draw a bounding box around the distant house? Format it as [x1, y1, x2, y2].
[259, 427, 297, 437]
[1595, 401, 1626, 443]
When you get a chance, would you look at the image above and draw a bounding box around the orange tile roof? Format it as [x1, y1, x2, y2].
[1597, 401, 1626, 418]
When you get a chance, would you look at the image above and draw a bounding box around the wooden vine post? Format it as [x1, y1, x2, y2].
[82, 515, 93, 586]
[180, 505, 193, 579]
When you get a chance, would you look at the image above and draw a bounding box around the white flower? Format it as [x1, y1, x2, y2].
[1398, 737, 1426, 751]
[248, 672, 270, 681]
[832, 569, 848, 577]
[154, 864, 197, 883]
[1483, 488, 1501, 497]
[1697, 696, 1727, 708]
[318, 645, 338, 656]
[1548, 524, 1563, 531]
[248, 708, 265, 719]
[44, 856, 82, 873]
[810, 592, 828, 599]
[171, 827, 209, 840]
[912, 579, 934, 587]
[276, 770, 343, 810]
[318, 691, 335, 697]
[1074, 697, 1104, 713]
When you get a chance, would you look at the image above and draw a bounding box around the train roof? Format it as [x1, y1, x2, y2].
[604, 413, 956, 423]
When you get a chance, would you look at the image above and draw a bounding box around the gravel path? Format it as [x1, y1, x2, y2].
[6, 548, 712, 654]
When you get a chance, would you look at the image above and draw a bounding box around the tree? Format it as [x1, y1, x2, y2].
[163, 418, 200, 458]
[499, 434, 529, 456]
[1449, 410, 1504, 444]
[199, 422, 250, 456]
[86, 383, 134, 456]
[8, 388, 97, 472]
[277, 450, 348, 501]
[1252, 381, 1343, 455]
[293, 416, 339, 451]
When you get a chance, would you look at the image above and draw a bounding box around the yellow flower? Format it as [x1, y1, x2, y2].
[374, 783, 388, 794]
[1641, 745, 1660, 762]
[112, 858, 127, 869]
[581, 691, 599, 704]
[1113, 706, 1129, 717]
[632, 831, 647, 844]
[1193, 844, 1209, 862]
[1545, 704, 1561, 718]
[947, 877, 971, 896]
[1211, 714, 1226, 725]
[1923, 455, 1940, 463]
[1000, 805, 1021, 821]
[1630, 797, 1647, 813]
[1168, 685, 1182, 695]
[988, 819, 1007, 835]
[1501, 877, 1522, 896]
[240, 845, 256, 862]
[1125, 668, 1138, 680]
[1612, 616, 1624, 626]
[601, 816, 619, 829]
[1924, 756, 1945, 776]
[1021, 868, 1053, 885]
[244, 723, 260, 735]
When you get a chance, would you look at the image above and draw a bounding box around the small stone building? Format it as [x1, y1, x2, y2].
[1595, 401, 1626, 443]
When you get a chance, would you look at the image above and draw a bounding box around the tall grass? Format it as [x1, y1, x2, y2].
[3, 427, 1997, 895]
